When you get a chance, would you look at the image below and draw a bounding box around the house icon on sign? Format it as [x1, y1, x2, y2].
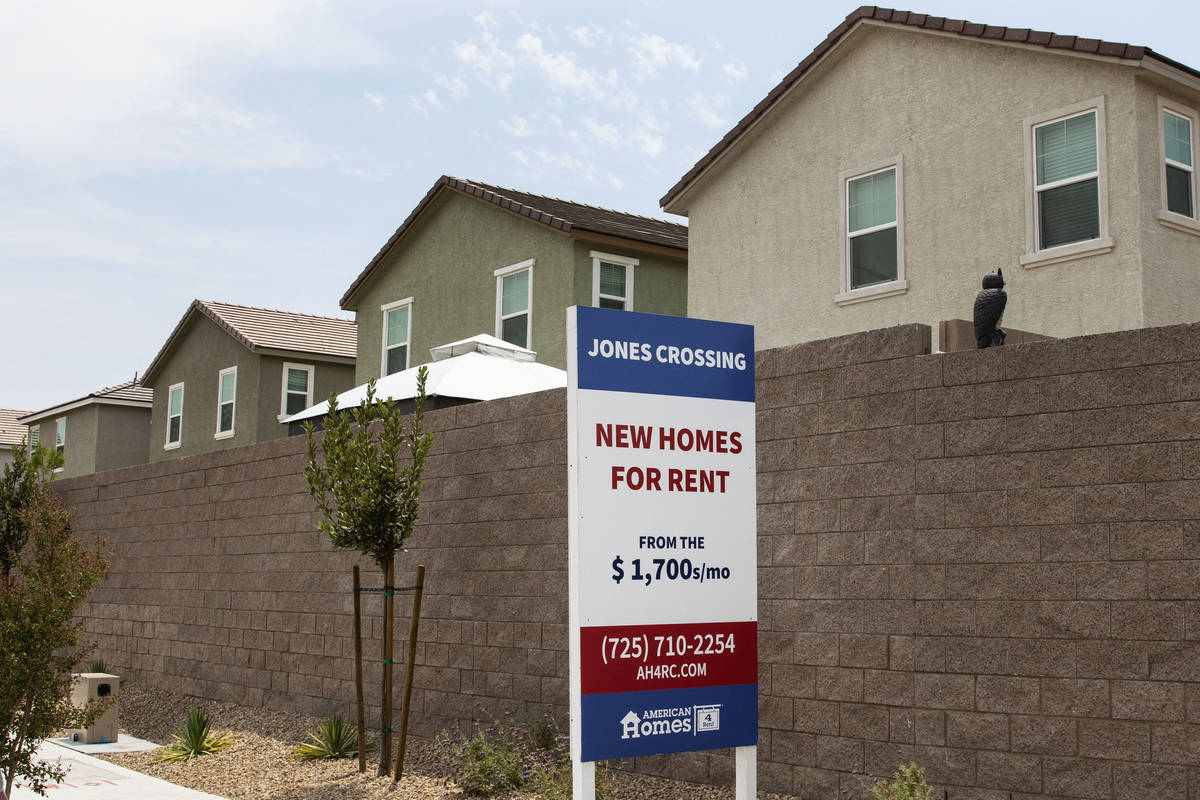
[620, 711, 640, 739]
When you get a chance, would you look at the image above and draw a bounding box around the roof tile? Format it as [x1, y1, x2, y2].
[0, 408, 30, 447]
[144, 300, 356, 382]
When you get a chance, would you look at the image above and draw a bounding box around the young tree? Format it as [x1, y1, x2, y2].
[303, 369, 433, 776]
[0, 443, 64, 587]
[0, 489, 108, 800]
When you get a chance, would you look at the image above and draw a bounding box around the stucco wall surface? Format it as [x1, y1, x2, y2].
[93, 404, 151, 473]
[60, 320, 1200, 799]
[681, 23, 1200, 353]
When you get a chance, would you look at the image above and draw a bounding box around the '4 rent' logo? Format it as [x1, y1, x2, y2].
[620, 705, 721, 739]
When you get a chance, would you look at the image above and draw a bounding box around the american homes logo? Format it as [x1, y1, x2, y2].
[619, 704, 722, 739]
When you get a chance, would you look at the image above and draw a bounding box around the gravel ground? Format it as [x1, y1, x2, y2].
[100, 683, 803, 800]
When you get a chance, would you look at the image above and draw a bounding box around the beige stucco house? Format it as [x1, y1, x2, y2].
[661, 6, 1200, 351]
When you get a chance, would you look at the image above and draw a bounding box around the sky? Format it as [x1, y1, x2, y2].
[3, 0, 1198, 411]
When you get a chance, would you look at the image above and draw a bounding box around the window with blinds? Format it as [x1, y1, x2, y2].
[590, 251, 637, 310]
[1034, 110, 1100, 250]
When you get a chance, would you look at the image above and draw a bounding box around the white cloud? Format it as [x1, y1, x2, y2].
[688, 93, 729, 129]
[500, 116, 535, 137]
[607, 174, 625, 190]
[631, 130, 664, 157]
[453, 14, 515, 92]
[627, 33, 701, 78]
[435, 74, 469, 99]
[722, 62, 749, 82]
[409, 89, 441, 114]
[514, 33, 616, 99]
[364, 91, 384, 110]
[584, 118, 621, 148]
[512, 149, 530, 166]
[569, 25, 607, 46]
[0, 0, 380, 173]
[534, 149, 601, 183]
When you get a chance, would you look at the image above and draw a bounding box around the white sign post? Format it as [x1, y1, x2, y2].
[567, 306, 757, 799]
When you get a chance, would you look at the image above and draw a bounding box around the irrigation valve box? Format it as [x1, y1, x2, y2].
[68, 673, 120, 744]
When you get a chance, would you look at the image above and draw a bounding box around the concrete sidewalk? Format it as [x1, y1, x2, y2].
[10, 739, 227, 800]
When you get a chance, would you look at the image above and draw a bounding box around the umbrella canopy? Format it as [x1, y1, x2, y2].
[283, 334, 566, 423]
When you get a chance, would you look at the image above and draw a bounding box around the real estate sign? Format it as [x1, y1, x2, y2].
[567, 306, 757, 764]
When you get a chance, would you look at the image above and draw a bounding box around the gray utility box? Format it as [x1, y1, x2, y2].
[68, 673, 119, 744]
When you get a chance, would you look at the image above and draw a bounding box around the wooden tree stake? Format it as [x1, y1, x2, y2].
[352, 566, 365, 773]
[393, 564, 425, 781]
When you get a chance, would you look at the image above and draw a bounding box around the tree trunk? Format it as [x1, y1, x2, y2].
[378, 556, 395, 776]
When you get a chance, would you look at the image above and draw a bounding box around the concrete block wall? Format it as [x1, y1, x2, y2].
[59, 387, 569, 741]
[755, 322, 1200, 799]
[58, 320, 1200, 799]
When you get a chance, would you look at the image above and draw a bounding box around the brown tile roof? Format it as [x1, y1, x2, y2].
[143, 300, 357, 383]
[340, 175, 688, 308]
[0, 408, 30, 447]
[661, 5, 1200, 210]
[18, 380, 153, 425]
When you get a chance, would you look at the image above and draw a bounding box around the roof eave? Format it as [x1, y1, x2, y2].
[660, 6, 1200, 213]
[19, 396, 153, 425]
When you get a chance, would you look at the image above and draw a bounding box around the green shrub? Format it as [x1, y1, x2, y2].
[436, 713, 611, 799]
[871, 762, 935, 800]
[87, 659, 107, 674]
[292, 714, 373, 760]
[159, 707, 232, 762]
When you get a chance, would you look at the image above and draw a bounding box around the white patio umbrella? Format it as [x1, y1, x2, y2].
[283, 334, 567, 423]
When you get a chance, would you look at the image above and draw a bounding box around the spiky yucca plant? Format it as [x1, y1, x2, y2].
[292, 714, 374, 759]
[159, 707, 232, 762]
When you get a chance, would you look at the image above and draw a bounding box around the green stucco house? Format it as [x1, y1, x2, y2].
[339, 176, 689, 382]
[142, 300, 357, 462]
[18, 381, 152, 479]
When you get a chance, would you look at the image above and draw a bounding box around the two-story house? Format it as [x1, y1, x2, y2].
[661, 7, 1200, 352]
[142, 300, 356, 462]
[17, 382, 152, 479]
[339, 175, 688, 382]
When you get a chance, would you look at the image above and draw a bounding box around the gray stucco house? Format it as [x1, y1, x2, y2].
[17, 382, 151, 479]
[340, 175, 689, 383]
[661, 6, 1200, 352]
[142, 300, 357, 462]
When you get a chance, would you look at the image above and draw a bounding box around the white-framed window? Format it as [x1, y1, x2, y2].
[1158, 97, 1199, 235]
[215, 367, 236, 438]
[54, 418, 66, 470]
[165, 382, 184, 449]
[381, 298, 413, 376]
[280, 363, 315, 419]
[836, 156, 907, 305]
[1021, 97, 1112, 268]
[591, 251, 637, 310]
[495, 259, 534, 349]
[28, 424, 39, 456]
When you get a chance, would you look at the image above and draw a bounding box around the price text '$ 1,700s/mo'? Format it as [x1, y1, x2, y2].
[611, 556, 731, 586]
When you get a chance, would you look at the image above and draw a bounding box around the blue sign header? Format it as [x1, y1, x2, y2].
[575, 307, 755, 402]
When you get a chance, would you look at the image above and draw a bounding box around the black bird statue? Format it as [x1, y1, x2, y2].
[973, 268, 1007, 349]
